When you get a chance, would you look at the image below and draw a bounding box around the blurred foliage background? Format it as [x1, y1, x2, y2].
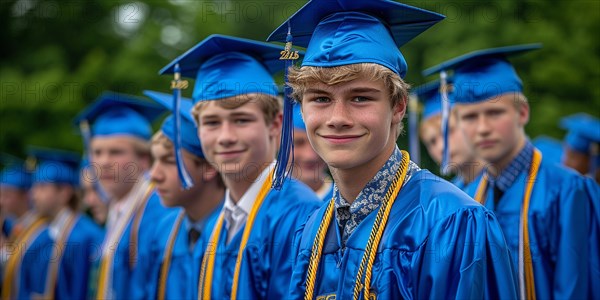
[1, 0, 599, 173]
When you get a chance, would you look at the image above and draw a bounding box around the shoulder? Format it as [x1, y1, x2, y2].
[269, 178, 322, 209]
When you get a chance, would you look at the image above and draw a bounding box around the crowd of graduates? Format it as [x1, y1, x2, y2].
[1, 0, 599, 299]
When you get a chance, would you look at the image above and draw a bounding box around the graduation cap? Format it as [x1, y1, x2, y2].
[0, 154, 32, 190]
[144, 90, 204, 189]
[73, 91, 166, 141]
[560, 113, 600, 153]
[27, 147, 81, 186]
[532, 135, 564, 165]
[423, 44, 542, 104]
[267, 0, 444, 188]
[159, 34, 288, 103]
[267, 0, 445, 77]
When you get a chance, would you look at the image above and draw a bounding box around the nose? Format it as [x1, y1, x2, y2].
[149, 162, 163, 183]
[217, 121, 238, 147]
[475, 115, 491, 137]
[326, 100, 353, 130]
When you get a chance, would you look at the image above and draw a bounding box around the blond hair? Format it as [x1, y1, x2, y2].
[287, 63, 410, 137]
[191, 93, 281, 125]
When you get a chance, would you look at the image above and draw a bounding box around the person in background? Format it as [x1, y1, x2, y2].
[291, 104, 334, 200]
[560, 113, 600, 183]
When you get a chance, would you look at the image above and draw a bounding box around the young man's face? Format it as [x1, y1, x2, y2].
[455, 94, 529, 165]
[420, 117, 443, 165]
[300, 77, 404, 171]
[447, 114, 478, 167]
[31, 183, 66, 217]
[90, 136, 149, 199]
[0, 186, 29, 216]
[292, 129, 327, 186]
[150, 143, 216, 207]
[198, 100, 281, 179]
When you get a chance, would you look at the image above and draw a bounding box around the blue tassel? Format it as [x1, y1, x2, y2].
[173, 64, 194, 189]
[79, 120, 111, 203]
[272, 24, 296, 190]
[440, 70, 451, 175]
[408, 94, 420, 165]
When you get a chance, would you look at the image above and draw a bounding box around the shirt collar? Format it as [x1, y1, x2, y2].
[488, 140, 534, 192]
[183, 213, 205, 234]
[48, 208, 73, 240]
[223, 161, 275, 216]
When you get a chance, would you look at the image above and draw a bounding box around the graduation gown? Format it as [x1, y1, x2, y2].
[465, 157, 594, 299]
[52, 215, 104, 300]
[145, 205, 221, 300]
[288, 170, 518, 299]
[94, 178, 174, 300]
[2, 215, 51, 299]
[202, 178, 320, 299]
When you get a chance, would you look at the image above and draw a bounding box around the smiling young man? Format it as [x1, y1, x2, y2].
[267, 1, 518, 299]
[74, 92, 172, 299]
[425, 44, 598, 299]
[139, 90, 224, 300]
[414, 80, 485, 190]
[160, 34, 321, 299]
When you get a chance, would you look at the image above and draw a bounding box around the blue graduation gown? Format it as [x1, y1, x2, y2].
[145, 205, 222, 299]
[583, 178, 600, 299]
[288, 170, 518, 299]
[94, 190, 174, 300]
[16, 226, 52, 299]
[204, 179, 320, 299]
[465, 158, 594, 299]
[54, 215, 104, 300]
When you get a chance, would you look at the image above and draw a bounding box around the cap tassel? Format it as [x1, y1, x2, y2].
[172, 63, 194, 189]
[273, 24, 299, 190]
[440, 70, 451, 175]
[79, 120, 111, 203]
[408, 93, 420, 165]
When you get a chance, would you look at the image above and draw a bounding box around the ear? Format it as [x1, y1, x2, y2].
[202, 163, 220, 182]
[517, 101, 530, 127]
[391, 97, 407, 125]
[269, 111, 283, 140]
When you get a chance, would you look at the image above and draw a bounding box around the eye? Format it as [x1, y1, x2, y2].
[352, 96, 370, 102]
[460, 113, 477, 122]
[201, 120, 220, 127]
[234, 118, 252, 124]
[312, 96, 330, 103]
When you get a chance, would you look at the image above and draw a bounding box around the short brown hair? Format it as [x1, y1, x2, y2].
[191, 93, 281, 125]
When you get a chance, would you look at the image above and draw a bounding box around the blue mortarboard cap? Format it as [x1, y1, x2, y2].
[144, 91, 204, 158]
[532, 135, 564, 165]
[292, 104, 306, 131]
[27, 147, 81, 186]
[74, 91, 165, 140]
[412, 79, 455, 121]
[0, 154, 32, 190]
[423, 44, 542, 104]
[267, 0, 445, 77]
[560, 113, 600, 153]
[160, 34, 287, 103]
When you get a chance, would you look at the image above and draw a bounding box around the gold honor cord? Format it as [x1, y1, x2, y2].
[198, 170, 274, 300]
[2, 217, 48, 299]
[42, 213, 78, 300]
[157, 212, 185, 300]
[96, 181, 155, 300]
[521, 149, 541, 300]
[474, 174, 489, 204]
[472, 150, 542, 300]
[129, 182, 156, 270]
[303, 151, 410, 300]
